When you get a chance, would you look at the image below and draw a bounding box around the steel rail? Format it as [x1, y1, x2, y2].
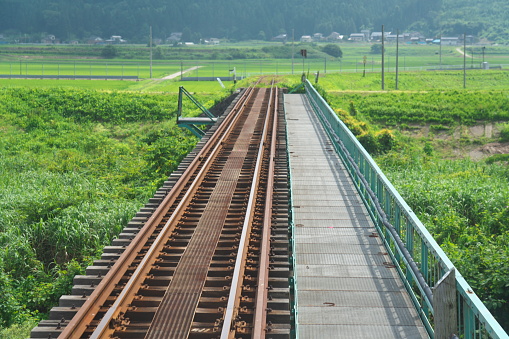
[220, 83, 277, 339]
[252, 84, 278, 338]
[58, 84, 259, 339]
[89, 85, 261, 339]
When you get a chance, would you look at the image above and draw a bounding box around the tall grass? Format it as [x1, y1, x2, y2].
[0, 86, 228, 331]
[377, 149, 509, 329]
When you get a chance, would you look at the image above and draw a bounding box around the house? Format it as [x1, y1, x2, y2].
[106, 35, 126, 44]
[300, 35, 313, 43]
[166, 32, 182, 44]
[313, 33, 324, 41]
[410, 37, 422, 44]
[349, 33, 366, 42]
[386, 34, 404, 42]
[41, 34, 59, 44]
[361, 30, 370, 40]
[88, 37, 104, 44]
[370, 31, 391, 41]
[205, 38, 220, 45]
[326, 32, 343, 42]
[407, 32, 425, 43]
[272, 34, 287, 42]
[441, 37, 459, 45]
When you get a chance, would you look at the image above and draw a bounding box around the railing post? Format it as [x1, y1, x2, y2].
[434, 268, 458, 339]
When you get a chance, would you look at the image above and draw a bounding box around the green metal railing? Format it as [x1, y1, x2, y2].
[177, 86, 217, 137]
[303, 80, 509, 339]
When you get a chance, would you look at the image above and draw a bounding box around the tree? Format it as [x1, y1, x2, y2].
[370, 44, 383, 54]
[322, 44, 343, 58]
[153, 46, 163, 60]
[101, 44, 118, 59]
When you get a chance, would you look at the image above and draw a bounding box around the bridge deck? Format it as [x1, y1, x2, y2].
[285, 94, 428, 338]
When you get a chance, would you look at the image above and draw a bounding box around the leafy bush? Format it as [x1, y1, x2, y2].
[376, 129, 397, 153]
[325, 90, 509, 126]
[322, 44, 343, 58]
[498, 123, 509, 142]
[357, 132, 379, 154]
[101, 44, 118, 59]
[371, 44, 383, 54]
[379, 151, 509, 329]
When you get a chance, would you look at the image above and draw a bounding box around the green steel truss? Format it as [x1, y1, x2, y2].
[177, 86, 217, 137]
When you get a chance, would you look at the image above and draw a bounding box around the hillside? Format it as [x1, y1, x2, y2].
[438, 0, 509, 42]
[4, 0, 506, 43]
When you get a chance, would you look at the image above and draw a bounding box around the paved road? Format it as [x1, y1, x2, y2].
[160, 66, 202, 80]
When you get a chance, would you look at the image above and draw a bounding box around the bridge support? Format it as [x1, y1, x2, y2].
[434, 268, 458, 339]
[177, 86, 217, 137]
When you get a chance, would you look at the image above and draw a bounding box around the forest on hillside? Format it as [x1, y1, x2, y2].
[1, 0, 507, 43]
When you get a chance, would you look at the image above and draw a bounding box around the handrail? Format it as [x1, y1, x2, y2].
[303, 79, 509, 339]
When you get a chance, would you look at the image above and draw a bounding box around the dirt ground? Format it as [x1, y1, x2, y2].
[402, 122, 509, 160]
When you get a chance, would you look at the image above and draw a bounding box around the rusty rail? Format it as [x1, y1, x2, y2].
[220, 83, 278, 338]
[252, 83, 278, 338]
[58, 84, 260, 338]
[48, 79, 291, 339]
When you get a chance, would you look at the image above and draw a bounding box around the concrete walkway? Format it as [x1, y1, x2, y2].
[285, 93, 428, 339]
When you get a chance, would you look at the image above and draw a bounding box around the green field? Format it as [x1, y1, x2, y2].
[1, 43, 509, 80]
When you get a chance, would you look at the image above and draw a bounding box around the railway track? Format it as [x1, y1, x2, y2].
[30, 82, 292, 339]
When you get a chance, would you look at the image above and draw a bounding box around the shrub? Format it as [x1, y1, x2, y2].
[322, 44, 343, 58]
[376, 129, 397, 153]
[498, 123, 509, 142]
[101, 44, 118, 59]
[357, 132, 379, 154]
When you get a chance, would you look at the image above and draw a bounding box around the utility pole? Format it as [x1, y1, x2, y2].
[149, 26, 153, 79]
[439, 32, 442, 69]
[396, 28, 399, 90]
[381, 25, 385, 90]
[463, 33, 466, 89]
[292, 29, 295, 75]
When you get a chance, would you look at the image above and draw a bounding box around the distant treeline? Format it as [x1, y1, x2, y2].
[0, 0, 508, 44]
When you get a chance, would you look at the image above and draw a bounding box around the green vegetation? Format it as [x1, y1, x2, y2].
[1, 40, 509, 336]
[0, 0, 441, 42]
[2, 0, 509, 43]
[378, 151, 509, 329]
[319, 70, 509, 91]
[2, 44, 509, 82]
[325, 89, 509, 126]
[0, 86, 229, 334]
[322, 44, 343, 58]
